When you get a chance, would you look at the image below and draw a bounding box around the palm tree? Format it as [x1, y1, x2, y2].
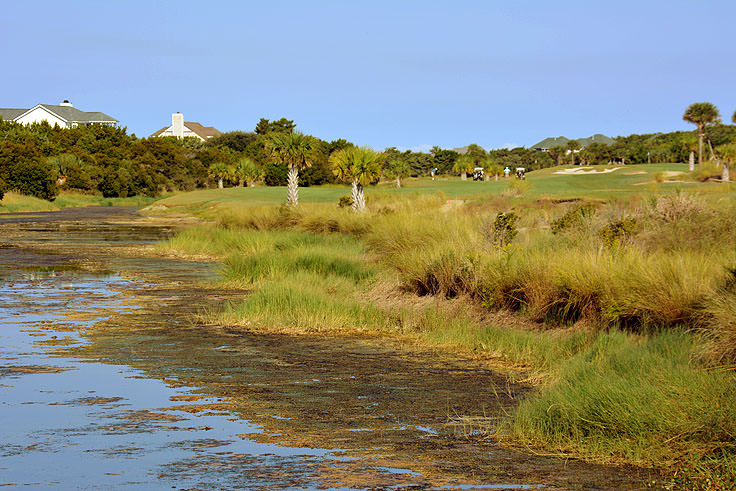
[683, 102, 720, 167]
[351, 146, 383, 212]
[385, 157, 411, 188]
[208, 162, 230, 189]
[329, 146, 383, 212]
[483, 158, 503, 181]
[233, 157, 262, 187]
[716, 143, 736, 182]
[266, 131, 314, 206]
[566, 140, 581, 165]
[329, 147, 359, 211]
[453, 155, 474, 180]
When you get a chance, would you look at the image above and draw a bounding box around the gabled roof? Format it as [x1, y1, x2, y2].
[32, 104, 118, 123]
[182, 122, 221, 139]
[150, 121, 222, 139]
[0, 108, 27, 121]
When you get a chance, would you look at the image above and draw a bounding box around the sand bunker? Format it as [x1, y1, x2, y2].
[661, 171, 685, 178]
[554, 167, 623, 175]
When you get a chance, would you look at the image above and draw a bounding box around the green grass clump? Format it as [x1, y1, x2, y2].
[412, 304, 592, 376]
[504, 330, 736, 482]
[0, 190, 163, 213]
[219, 272, 389, 333]
[693, 162, 724, 182]
[221, 242, 375, 285]
[165, 226, 383, 333]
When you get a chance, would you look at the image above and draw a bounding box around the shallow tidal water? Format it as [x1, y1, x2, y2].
[0, 207, 660, 489]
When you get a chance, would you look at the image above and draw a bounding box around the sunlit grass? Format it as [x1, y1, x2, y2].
[0, 191, 59, 212]
[503, 330, 736, 486]
[0, 190, 163, 213]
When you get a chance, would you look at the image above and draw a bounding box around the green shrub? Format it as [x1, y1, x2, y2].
[338, 195, 354, 208]
[0, 140, 58, 200]
[598, 216, 638, 248]
[490, 212, 519, 248]
[550, 204, 596, 234]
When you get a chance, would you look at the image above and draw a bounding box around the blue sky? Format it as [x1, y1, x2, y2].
[3, 1, 735, 151]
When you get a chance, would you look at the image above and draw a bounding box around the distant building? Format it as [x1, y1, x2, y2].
[150, 112, 221, 141]
[530, 136, 570, 151]
[530, 134, 614, 151]
[0, 100, 118, 128]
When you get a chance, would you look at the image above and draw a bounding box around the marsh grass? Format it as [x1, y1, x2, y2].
[221, 239, 375, 285]
[53, 192, 161, 208]
[219, 272, 391, 333]
[503, 330, 736, 484]
[0, 191, 59, 212]
[157, 185, 736, 485]
[166, 226, 386, 333]
[0, 190, 161, 213]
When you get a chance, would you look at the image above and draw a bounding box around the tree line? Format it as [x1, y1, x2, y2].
[2, 104, 735, 202]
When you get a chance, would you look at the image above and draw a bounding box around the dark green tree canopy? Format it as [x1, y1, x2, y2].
[207, 131, 258, 152]
[255, 117, 296, 135]
[465, 144, 487, 165]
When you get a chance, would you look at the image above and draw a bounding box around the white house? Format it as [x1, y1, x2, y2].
[150, 112, 221, 141]
[0, 100, 118, 128]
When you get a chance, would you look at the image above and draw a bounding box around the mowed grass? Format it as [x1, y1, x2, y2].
[146, 162, 734, 217]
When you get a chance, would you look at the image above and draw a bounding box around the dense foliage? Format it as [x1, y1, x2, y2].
[0, 119, 211, 199]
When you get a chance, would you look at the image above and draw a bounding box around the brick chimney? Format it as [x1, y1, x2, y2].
[172, 112, 184, 138]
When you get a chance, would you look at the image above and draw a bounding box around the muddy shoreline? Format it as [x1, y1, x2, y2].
[0, 207, 662, 489]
